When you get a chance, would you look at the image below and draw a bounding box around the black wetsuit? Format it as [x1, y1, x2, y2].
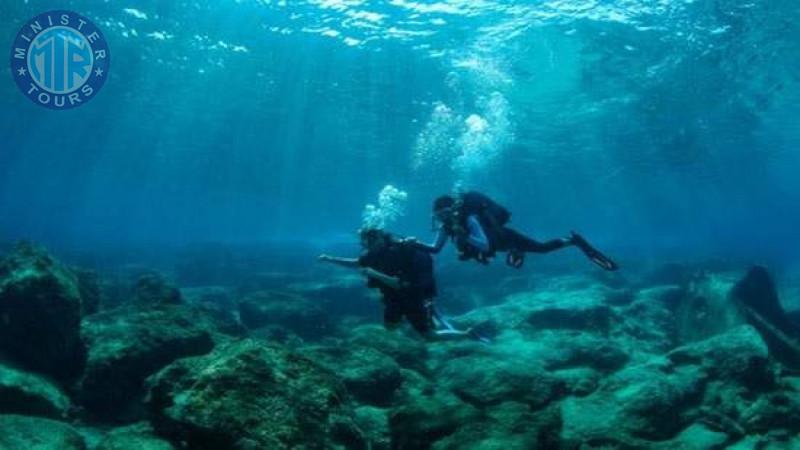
[359, 243, 436, 334]
[492, 227, 569, 254]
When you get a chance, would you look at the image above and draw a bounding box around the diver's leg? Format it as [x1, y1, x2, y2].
[500, 227, 571, 254]
[420, 302, 490, 343]
[383, 300, 404, 331]
[569, 231, 619, 271]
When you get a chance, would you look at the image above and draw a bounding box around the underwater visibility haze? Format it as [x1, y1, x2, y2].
[1, 0, 800, 448]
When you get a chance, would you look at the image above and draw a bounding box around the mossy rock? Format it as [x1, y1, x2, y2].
[78, 303, 244, 417]
[146, 339, 364, 449]
[95, 422, 175, 450]
[0, 414, 85, 449]
[0, 242, 85, 379]
[0, 362, 71, 419]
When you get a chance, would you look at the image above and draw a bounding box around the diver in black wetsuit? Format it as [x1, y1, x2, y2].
[413, 192, 618, 270]
[319, 228, 486, 342]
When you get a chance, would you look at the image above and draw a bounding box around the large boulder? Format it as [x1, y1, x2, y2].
[237, 290, 330, 340]
[738, 391, 800, 434]
[0, 362, 71, 419]
[560, 360, 706, 445]
[438, 355, 565, 409]
[95, 422, 176, 450]
[389, 370, 481, 450]
[431, 402, 562, 450]
[146, 339, 364, 449]
[732, 266, 800, 369]
[668, 325, 773, 391]
[0, 414, 85, 449]
[652, 423, 731, 449]
[0, 243, 85, 379]
[74, 268, 105, 316]
[457, 284, 615, 337]
[304, 345, 404, 406]
[354, 406, 391, 450]
[132, 273, 183, 305]
[613, 286, 682, 357]
[346, 325, 429, 373]
[79, 303, 243, 417]
[674, 271, 745, 343]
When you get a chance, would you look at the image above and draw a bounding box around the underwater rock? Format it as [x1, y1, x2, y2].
[146, 339, 364, 450]
[431, 402, 562, 450]
[95, 422, 176, 450]
[78, 304, 238, 417]
[74, 268, 104, 316]
[738, 392, 800, 434]
[354, 406, 391, 450]
[668, 325, 773, 391]
[458, 284, 615, 337]
[438, 355, 565, 409]
[732, 266, 800, 369]
[389, 370, 481, 450]
[674, 271, 745, 344]
[0, 242, 86, 379]
[346, 324, 429, 373]
[612, 288, 680, 358]
[132, 272, 183, 305]
[0, 414, 85, 449]
[0, 362, 71, 419]
[536, 330, 630, 373]
[653, 423, 731, 449]
[520, 288, 614, 332]
[560, 359, 705, 445]
[552, 367, 602, 397]
[180, 285, 235, 309]
[303, 345, 404, 407]
[237, 290, 329, 340]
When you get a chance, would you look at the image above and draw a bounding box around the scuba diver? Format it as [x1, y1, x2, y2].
[413, 191, 618, 270]
[319, 228, 486, 343]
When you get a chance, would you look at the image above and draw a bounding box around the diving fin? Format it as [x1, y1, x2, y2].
[467, 328, 491, 344]
[570, 231, 619, 271]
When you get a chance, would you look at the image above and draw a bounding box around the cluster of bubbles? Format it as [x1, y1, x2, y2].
[452, 91, 512, 183]
[361, 185, 409, 230]
[412, 60, 513, 189]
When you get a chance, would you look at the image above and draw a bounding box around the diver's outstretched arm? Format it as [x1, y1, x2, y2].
[410, 227, 448, 254]
[318, 254, 360, 268]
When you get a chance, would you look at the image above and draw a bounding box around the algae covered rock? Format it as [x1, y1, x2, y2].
[560, 360, 705, 445]
[458, 284, 615, 337]
[439, 355, 565, 408]
[431, 402, 562, 450]
[132, 272, 183, 305]
[354, 406, 391, 450]
[304, 345, 404, 406]
[389, 374, 481, 450]
[95, 422, 176, 450]
[0, 362, 71, 419]
[732, 266, 800, 369]
[346, 324, 429, 373]
[237, 290, 329, 339]
[653, 423, 731, 449]
[0, 242, 86, 379]
[146, 339, 364, 449]
[0, 414, 85, 449]
[668, 325, 773, 390]
[675, 271, 745, 343]
[79, 304, 237, 416]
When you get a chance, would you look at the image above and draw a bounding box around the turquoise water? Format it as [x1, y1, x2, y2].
[2, 0, 800, 263]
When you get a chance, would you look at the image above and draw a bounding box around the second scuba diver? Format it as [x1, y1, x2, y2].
[319, 228, 486, 342]
[413, 191, 618, 270]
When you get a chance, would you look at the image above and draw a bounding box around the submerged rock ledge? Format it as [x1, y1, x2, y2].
[0, 244, 798, 449]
